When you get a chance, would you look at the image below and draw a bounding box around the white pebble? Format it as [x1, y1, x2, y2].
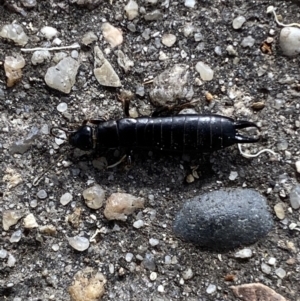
[261, 262, 271, 274]
[275, 267, 286, 279]
[40, 26, 58, 40]
[125, 253, 133, 262]
[232, 16, 246, 29]
[57, 102, 68, 113]
[157, 285, 164, 293]
[184, 0, 196, 8]
[52, 244, 59, 251]
[295, 161, 300, 173]
[68, 236, 90, 251]
[133, 219, 144, 229]
[182, 267, 193, 280]
[55, 130, 67, 146]
[24, 213, 38, 229]
[229, 171, 238, 181]
[164, 255, 171, 264]
[10, 230, 22, 243]
[195, 62, 214, 81]
[234, 248, 252, 259]
[60, 192, 73, 206]
[125, 0, 139, 20]
[206, 284, 216, 294]
[161, 33, 176, 47]
[7, 254, 16, 267]
[0, 249, 8, 259]
[268, 257, 276, 265]
[150, 272, 157, 281]
[149, 238, 159, 246]
[83, 184, 105, 210]
[241, 36, 255, 48]
[280, 27, 300, 57]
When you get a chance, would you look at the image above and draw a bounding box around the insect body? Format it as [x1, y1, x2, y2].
[66, 114, 259, 154]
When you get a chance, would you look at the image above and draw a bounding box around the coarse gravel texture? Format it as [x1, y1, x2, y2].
[1, 1, 300, 300]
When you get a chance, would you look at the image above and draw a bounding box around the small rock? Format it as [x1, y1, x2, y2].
[173, 189, 273, 250]
[241, 36, 255, 48]
[52, 244, 59, 251]
[226, 45, 237, 56]
[39, 225, 57, 236]
[280, 27, 300, 57]
[149, 64, 193, 107]
[182, 267, 193, 280]
[117, 50, 134, 73]
[261, 262, 272, 274]
[81, 31, 98, 46]
[150, 272, 157, 281]
[21, 0, 37, 8]
[2, 210, 25, 231]
[149, 238, 159, 246]
[10, 230, 22, 243]
[3, 168, 23, 189]
[229, 171, 238, 181]
[206, 284, 216, 294]
[101, 23, 123, 48]
[0, 249, 7, 259]
[24, 213, 38, 229]
[82, 184, 105, 210]
[195, 62, 214, 81]
[289, 184, 300, 209]
[7, 254, 16, 267]
[274, 202, 285, 219]
[232, 16, 246, 29]
[53, 52, 68, 63]
[60, 192, 73, 206]
[268, 257, 276, 265]
[125, 0, 139, 20]
[231, 283, 287, 301]
[31, 50, 51, 65]
[275, 267, 286, 279]
[133, 220, 144, 229]
[277, 139, 288, 151]
[4, 54, 26, 87]
[37, 189, 47, 199]
[144, 9, 163, 21]
[143, 252, 156, 271]
[45, 57, 80, 94]
[234, 248, 252, 259]
[183, 23, 194, 37]
[161, 33, 176, 47]
[94, 46, 121, 87]
[295, 161, 300, 173]
[104, 193, 144, 221]
[68, 267, 106, 301]
[0, 23, 29, 46]
[57, 102, 68, 113]
[68, 236, 90, 251]
[40, 26, 58, 40]
[184, 0, 196, 8]
[157, 285, 164, 293]
[125, 253, 133, 262]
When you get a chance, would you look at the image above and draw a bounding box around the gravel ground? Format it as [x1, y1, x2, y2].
[1, 0, 300, 300]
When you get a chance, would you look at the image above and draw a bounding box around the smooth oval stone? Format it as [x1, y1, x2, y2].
[173, 188, 273, 250]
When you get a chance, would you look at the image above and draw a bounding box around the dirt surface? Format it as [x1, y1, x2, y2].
[0, 0, 300, 300]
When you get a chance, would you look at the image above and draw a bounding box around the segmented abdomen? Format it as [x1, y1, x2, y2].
[95, 114, 237, 153]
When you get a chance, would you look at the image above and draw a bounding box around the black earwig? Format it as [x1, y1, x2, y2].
[52, 114, 259, 154]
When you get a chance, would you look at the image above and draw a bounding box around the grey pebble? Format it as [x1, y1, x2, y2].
[289, 184, 300, 209]
[143, 252, 156, 271]
[173, 188, 273, 250]
[37, 189, 47, 199]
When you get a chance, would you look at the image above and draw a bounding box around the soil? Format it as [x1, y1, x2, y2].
[0, 1, 300, 300]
